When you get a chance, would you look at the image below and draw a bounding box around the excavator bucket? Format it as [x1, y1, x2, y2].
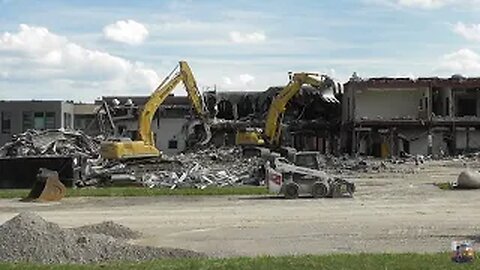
[22, 168, 66, 202]
[186, 120, 212, 146]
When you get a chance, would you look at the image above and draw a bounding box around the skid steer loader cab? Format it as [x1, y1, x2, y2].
[22, 168, 66, 202]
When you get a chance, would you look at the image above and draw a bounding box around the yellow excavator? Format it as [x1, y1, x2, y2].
[236, 72, 341, 156]
[100, 61, 210, 160]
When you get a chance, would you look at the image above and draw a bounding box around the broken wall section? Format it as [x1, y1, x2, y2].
[343, 76, 480, 158]
[206, 87, 343, 155]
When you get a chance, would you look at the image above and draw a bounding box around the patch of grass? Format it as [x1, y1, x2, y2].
[0, 254, 478, 270]
[434, 182, 454, 190]
[0, 186, 269, 199]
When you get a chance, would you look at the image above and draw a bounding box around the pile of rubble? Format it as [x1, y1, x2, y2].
[322, 155, 422, 175]
[0, 129, 100, 158]
[0, 212, 204, 264]
[158, 147, 264, 188]
[79, 147, 264, 189]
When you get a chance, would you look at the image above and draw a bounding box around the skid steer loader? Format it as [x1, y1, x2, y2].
[22, 168, 66, 202]
[265, 152, 355, 199]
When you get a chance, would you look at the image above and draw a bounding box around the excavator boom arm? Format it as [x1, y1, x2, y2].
[179, 61, 207, 120]
[138, 71, 183, 145]
[264, 80, 302, 146]
[263, 73, 336, 146]
[138, 61, 207, 146]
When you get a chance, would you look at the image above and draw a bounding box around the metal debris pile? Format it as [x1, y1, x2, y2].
[0, 129, 100, 158]
[142, 147, 264, 189]
[77, 147, 264, 189]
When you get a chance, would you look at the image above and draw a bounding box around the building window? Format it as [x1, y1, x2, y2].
[45, 112, 55, 129]
[456, 98, 477, 117]
[74, 117, 89, 130]
[445, 97, 450, 116]
[34, 112, 45, 130]
[22, 111, 33, 131]
[30, 112, 56, 130]
[63, 113, 72, 129]
[1, 111, 11, 134]
[168, 140, 178, 149]
[117, 125, 126, 136]
[32, 112, 55, 130]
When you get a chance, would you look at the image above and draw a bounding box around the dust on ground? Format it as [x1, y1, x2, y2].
[0, 159, 479, 257]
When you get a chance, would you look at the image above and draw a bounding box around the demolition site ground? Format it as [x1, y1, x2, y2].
[0, 159, 479, 258]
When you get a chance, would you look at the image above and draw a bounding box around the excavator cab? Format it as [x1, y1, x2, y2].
[235, 127, 268, 158]
[235, 127, 265, 146]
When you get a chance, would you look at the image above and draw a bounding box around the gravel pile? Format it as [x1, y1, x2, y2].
[0, 212, 204, 264]
[72, 221, 142, 240]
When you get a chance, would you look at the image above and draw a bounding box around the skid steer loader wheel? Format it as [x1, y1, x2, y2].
[312, 182, 329, 198]
[284, 182, 299, 199]
[347, 183, 356, 196]
[331, 183, 342, 198]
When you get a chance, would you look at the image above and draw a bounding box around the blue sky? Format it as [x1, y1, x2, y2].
[1, 0, 480, 101]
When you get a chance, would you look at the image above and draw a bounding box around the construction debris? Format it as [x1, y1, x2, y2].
[75, 146, 429, 189]
[322, 155, 420, 175]
[0, 129, 100, 158]
[0, 212, 205, 264]
[76, 146, 264, 189]
[0, 129, 427, 190]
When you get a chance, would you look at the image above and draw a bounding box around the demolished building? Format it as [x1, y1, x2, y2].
[205, 85, 343, 154]
[342, 76, 480, 157]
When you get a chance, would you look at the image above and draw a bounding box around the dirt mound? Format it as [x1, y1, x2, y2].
[0, 212, 204, 264]
[72, 221, 141, 239]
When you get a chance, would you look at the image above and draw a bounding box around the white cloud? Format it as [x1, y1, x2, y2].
[239, 73, 255, 85]
[103, 20, 149, 45]
[220, 74, 256, 89]
[0, 24, 159, 98]
[437, 48, 480, 75]
[453, 22, 480, 42]
[223, 76, 233, 85]
[376, 0, 480, 9]
[396, 0, 449, 8]
[229, 31, 266, 44]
